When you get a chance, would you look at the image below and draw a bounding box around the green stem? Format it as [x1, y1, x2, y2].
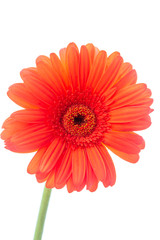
[33, 187, 52, 240]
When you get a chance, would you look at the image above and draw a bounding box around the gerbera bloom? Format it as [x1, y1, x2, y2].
[1, 43, 153, 192]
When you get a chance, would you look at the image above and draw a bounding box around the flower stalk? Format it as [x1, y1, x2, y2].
[34, 187, 52, 240]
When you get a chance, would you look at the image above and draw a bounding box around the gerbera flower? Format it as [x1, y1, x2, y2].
[1, 42, 153, 192]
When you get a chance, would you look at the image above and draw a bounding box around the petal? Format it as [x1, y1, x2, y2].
[4, 139, 48, 153]
[66, 43, 80, 89]
[36, 171, 50, 183]
[103, 131, 143, 154]
[1, 117, 29, 139]
[67, 175, 86, 192]
[107, 146, 139, 163]
[59, 47, 66, 66]
[3, 121, 53, 153]
[50, 52, 69, 88]
[86, 50, 107, 89]
[55, 148, 72, 186]
[85, 43, 99, 65]
[72, 148, 86, 187]
[79, 45, 90, 90]
[39, 138, 66, 173]
[76, 177, 86, 192]
[7, 83, 40, 109]
[85, 146, 106, 181]
[45, 170, 55, 188]
[7, 124, 52, 145]
[110, 83, 148, 109]
[133, 98, 153, 107]
[103, 87, 117, 106]
[114, 69, 137, 90]
[20, 68, 56, 106]
[113, 62, 133, 84]
[105, 51, 120, 69]
[55, 182, 66, 189]
[67, 176, 75, 193]
[36, 55, 66, 93]
[10, 109, 47, 123]
[109, 106, 151, 123]
[111, 116, 152, 131]
[86, 161, 98, 192]
[95, 55, 123, 95]
[27, 147, 47, 174]
[96, 144, 116, 186]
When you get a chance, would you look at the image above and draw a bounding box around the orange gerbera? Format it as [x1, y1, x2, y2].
[1, 43, 153, 192]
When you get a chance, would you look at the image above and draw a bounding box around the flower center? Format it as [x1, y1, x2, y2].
[62, 104, 96, 136]
[74, 114, 85, 125]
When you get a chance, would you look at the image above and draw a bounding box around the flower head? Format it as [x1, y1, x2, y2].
[1, 43, 153, 192]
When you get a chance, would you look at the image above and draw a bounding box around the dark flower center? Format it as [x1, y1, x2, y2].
[74, 114, 85, 125]
[62, 104, 96, 136]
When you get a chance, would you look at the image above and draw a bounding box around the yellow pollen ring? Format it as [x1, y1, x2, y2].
[62, 105, 96, 136]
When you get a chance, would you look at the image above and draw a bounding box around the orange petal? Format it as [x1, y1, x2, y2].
[20, 68, 56, 106]
[114, 69, 137, 90]
[55, 182, 66, 189]
[45, 170, 55, 188]
[3, 124, 53, 153]
[133, 98, 153, 107]
[107, 146, 139, 163]
[103, 131, 141, 154]
[66, 43, 80, 89]
[85, 146, 106, 181]
[36, 171, 50, 183]
[39, 139, 66, 173]
[130, 132, 145, 149]
[59, 47, 67, 67]
[79, 45, 90, 90]
[86, 161, 98, 192]
[113, 62, 133, 84]
[27, 147, 47, 174]
[110, 83, 148, 109]
[67, 176, 75, 193]
[103, 87, 117, 106]
[1, 118, 28, 140]
[10, 109, 47, 123]
[9, 124, 52, 145]
[86, 50, 107, 89]
[36, 55, 66, 94]
[50, 52, 69, 88]
[97, 144, 116, 186]
[109, 106, 151, 123]
[95, 55, 123, 95]
[105, 51, 120, 69]
[75, 177, 86, 192]
[55, 148, 72, 186]
[72, 148, 86, 187]
[4, 141, 43, 153]
[111, 115, 152, 132]
[7, 83, 40, 109]
[85, 43, 99, 65]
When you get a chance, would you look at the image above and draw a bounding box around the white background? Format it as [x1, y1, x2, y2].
[0, 0, 160, 239]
